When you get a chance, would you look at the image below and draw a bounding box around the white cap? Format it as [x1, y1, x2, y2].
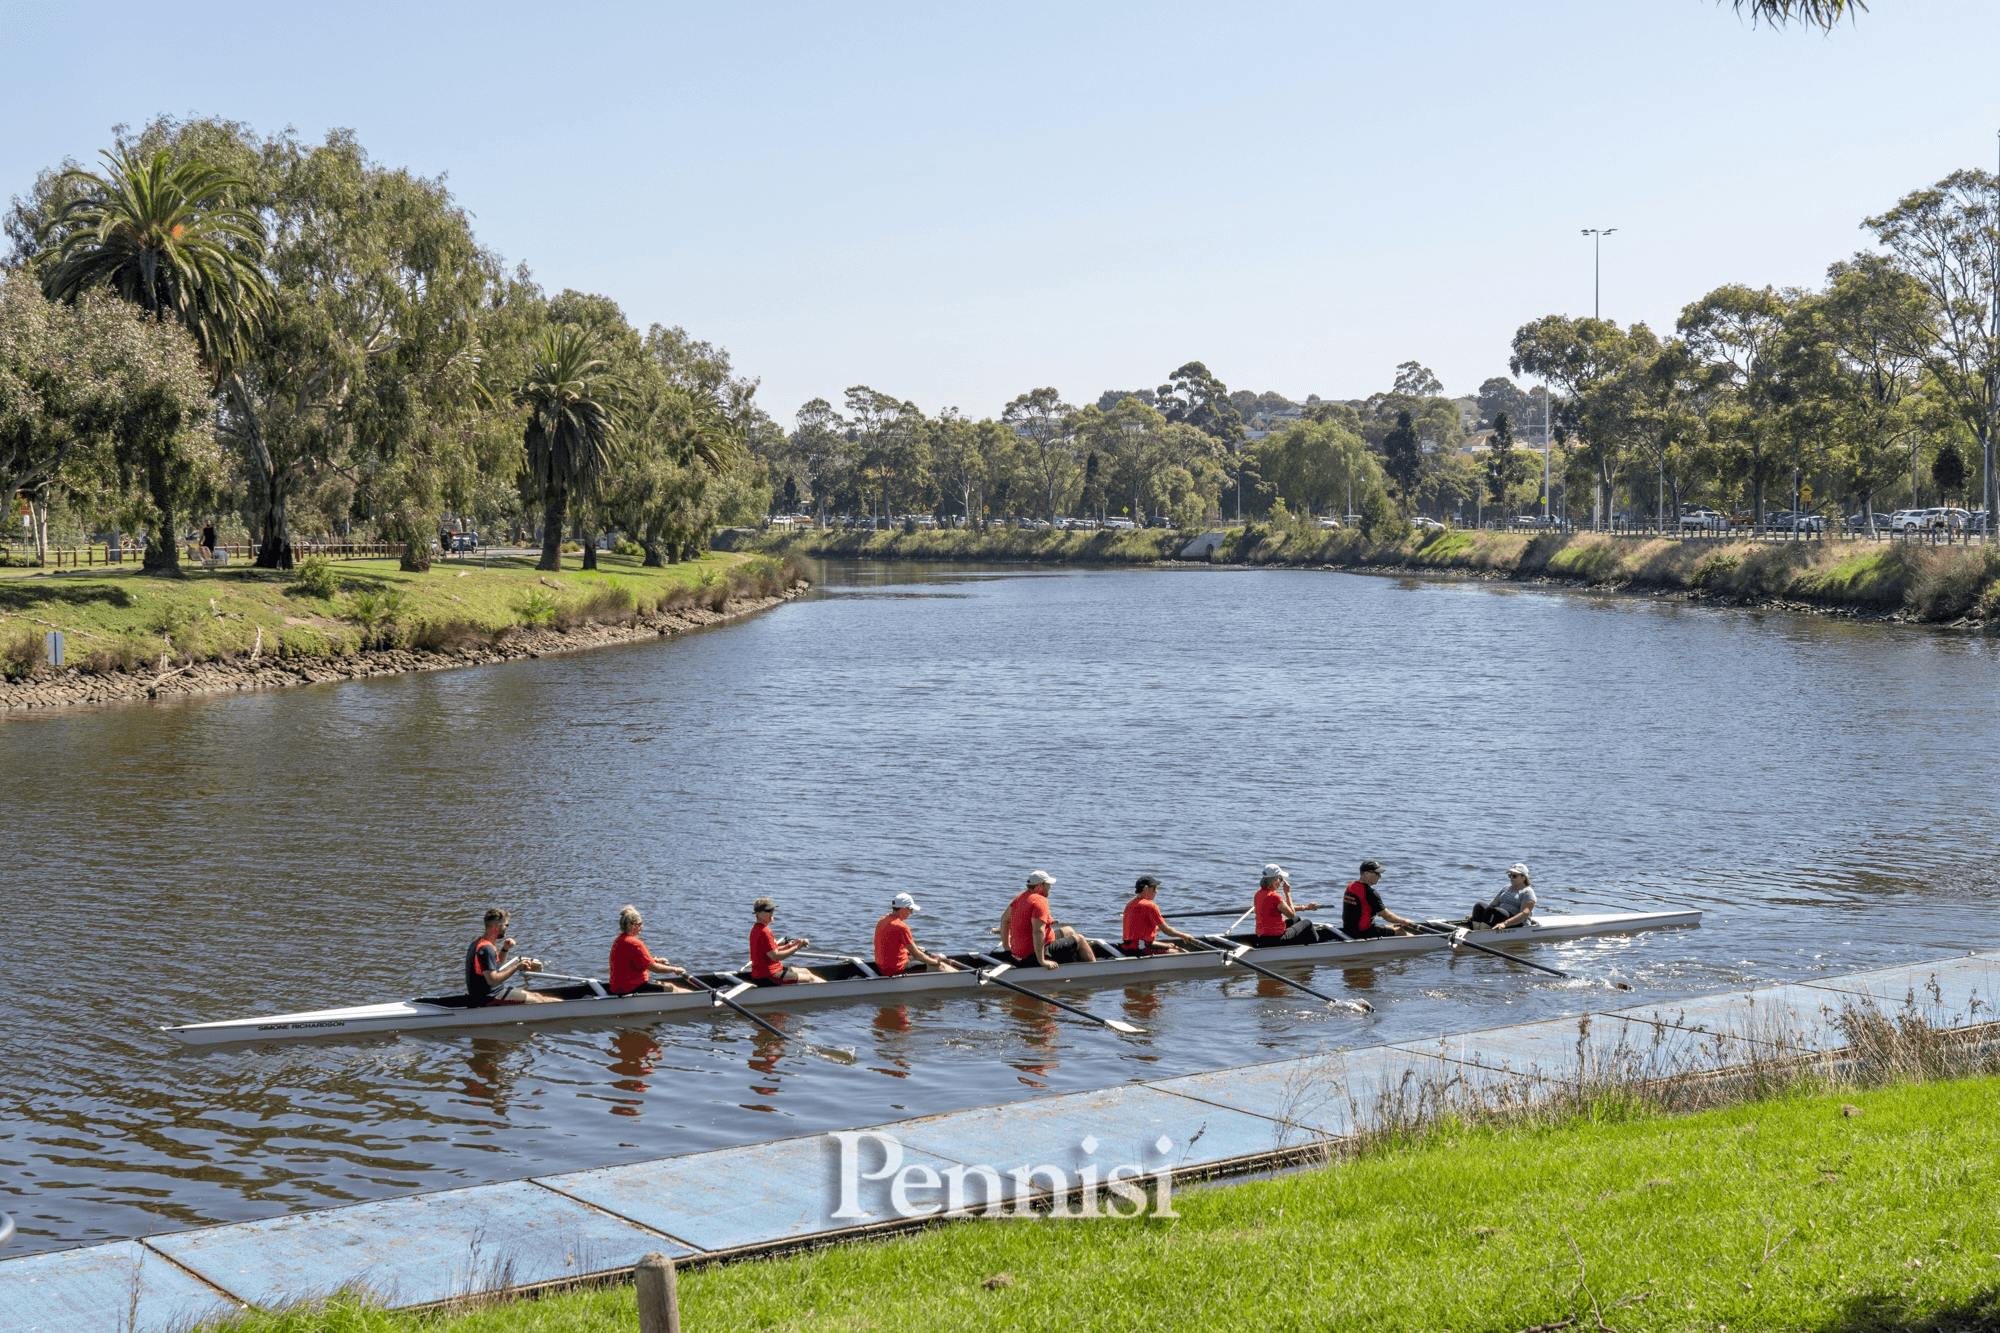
[1262, 862, 1287, 881]
[892, 892, 922, 912]
[1026, 869, 1056, 886]
[1508, 862, 1531, 878]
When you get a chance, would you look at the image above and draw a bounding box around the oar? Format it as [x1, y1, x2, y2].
[679, 971, 861, 1062]
[678, 972, 797, 1040]
[1192, 936, 1373, 1012]
[1436, 925, 1633, 990]
[1168, 907, 1258, 920]
[977, 965, 1144, 1035]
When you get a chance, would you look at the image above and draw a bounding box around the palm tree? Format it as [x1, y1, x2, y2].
[38, 148, 272, 377]
[37, 148, 273, 574]
[519, 326, 621, 572]
[1733, 0, 1864, 27]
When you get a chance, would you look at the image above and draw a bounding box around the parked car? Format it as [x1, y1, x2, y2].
[1105, 518, 1136, 530]
[1888, 509, 1927, 533]
[1411, 516, 1445, 531]
[1679, 509, 1727, 531]
[1145, 516, 1175, 528]
[1316, 517, 1342, 530]
[1789, 513, 1825, 533]
[1513, 514, 1553, 529]
[449, 531, 479, 552]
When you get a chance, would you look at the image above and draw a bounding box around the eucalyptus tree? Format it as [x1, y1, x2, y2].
[927, 412, 986, 527]
[1514, 315, 1657, 529]
[30, 147, 272, 571]
[1675, 287, 1796, 523]
[1000, 387, 1078, 527]
[1866, 172, 2000, 517]
[601, 323, 745, 564]
[519, 326, 621, 571]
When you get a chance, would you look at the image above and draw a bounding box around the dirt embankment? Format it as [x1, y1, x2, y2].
[0, 587, 806, 715]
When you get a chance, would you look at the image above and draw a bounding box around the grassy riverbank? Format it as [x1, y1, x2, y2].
[0, 551, 802, 679]
[219, 1072, 2000, 1333]
[735, 524, 2000, 620]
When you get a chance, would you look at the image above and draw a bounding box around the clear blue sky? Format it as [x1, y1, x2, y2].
[4, 0, 1995, 423]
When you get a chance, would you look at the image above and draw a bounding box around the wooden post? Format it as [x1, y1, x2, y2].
[635, 1251, 681, 1333]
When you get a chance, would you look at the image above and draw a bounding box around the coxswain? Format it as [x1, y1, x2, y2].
[1465, 863, 1537, 931]
[1344, 860, 1418, 939]
[465, 908, 553, 1004]
[608, 905, 692, 994]
[998, 871, 1096, 969]
[749, 897, 825, 985]
[873, 892, 960, 975]
[1252, 864, 1325, 946]
[1121, 876, 1200, 954]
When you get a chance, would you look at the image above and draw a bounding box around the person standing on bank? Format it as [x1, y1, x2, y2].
[465, 908, 553, 1005]
[1122, 876, 1201, 954]
[1467, 863, 1537, 931]
[608, 905, 692, 994]
[1344, 861, 1418, 939]
[749, 897, 826, 985]
[1252, 864, 1324, 947]
[873, 892, 960, 974]
[999, 871, 1097, 969]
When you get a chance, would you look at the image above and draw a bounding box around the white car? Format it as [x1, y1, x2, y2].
[1888, 509, 1928, 533]
[1411, 516, 1445, 531]
[1316, 517, 1341, 530]
[1679, 509, 1727, 531]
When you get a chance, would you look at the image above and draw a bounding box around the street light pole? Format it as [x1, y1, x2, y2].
[1581, 228, 1618, 321]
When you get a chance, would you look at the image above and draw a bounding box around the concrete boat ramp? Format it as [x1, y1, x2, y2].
[5, 952, 1995, 1332]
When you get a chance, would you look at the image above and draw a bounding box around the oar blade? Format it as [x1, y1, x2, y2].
[1105, 1019, 1145, 1035]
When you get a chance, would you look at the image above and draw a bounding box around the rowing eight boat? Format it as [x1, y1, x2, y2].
[161, 908, 1698, 1046]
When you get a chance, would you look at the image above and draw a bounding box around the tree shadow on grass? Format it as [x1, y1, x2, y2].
[0, 582, 137, 612]
[1818, 1287, 2000, 1332]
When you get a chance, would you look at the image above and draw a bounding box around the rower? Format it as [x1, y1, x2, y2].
[873, 892, 960, 975]
[465, 908, 554, 1005]
[999, 870, 1096, 969]
[1252, 863, 1326, 947]
[1121, 876, 1200, 955]
[1344, 860, 1418, 939]
[749, 897, 825, 985]
[609, 905, 693, 994]
[1465, 863, 1537, 931]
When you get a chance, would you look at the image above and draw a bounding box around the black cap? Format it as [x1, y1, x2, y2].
[1358, 860, 1382, 875]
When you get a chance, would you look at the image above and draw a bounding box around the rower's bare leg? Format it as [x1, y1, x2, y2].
[520, 990, 558, 1003]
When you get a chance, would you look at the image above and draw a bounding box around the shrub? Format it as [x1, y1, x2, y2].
[290, 554, 339, 599]
[1688, 551, 1739, 589]
[1906, 548, 2000, 620]
[1, 627, 47, 680]
[515, 587, 559, 627]
[613, 539, 644, 557]
[560, 540, 582, 553]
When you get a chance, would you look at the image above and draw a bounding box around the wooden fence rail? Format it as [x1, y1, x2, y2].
[15, 540, 409, 570]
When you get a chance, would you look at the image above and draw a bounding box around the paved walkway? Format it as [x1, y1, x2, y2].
[5, 953, 1994, 1332]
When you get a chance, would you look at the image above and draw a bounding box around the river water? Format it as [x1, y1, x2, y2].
[5, 562, 1998, 1254]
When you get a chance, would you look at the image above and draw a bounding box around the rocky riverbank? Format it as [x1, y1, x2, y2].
[0, 586, 806, 715]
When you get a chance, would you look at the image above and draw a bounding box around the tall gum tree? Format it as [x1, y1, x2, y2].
[1866, 170, 2000, 518]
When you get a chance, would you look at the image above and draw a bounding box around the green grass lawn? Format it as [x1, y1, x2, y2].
[0, 550, 784, 673]
[223, 1075, 2000, 1332]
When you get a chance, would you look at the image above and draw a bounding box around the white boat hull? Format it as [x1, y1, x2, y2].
[162, 909, 1699, 1046]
